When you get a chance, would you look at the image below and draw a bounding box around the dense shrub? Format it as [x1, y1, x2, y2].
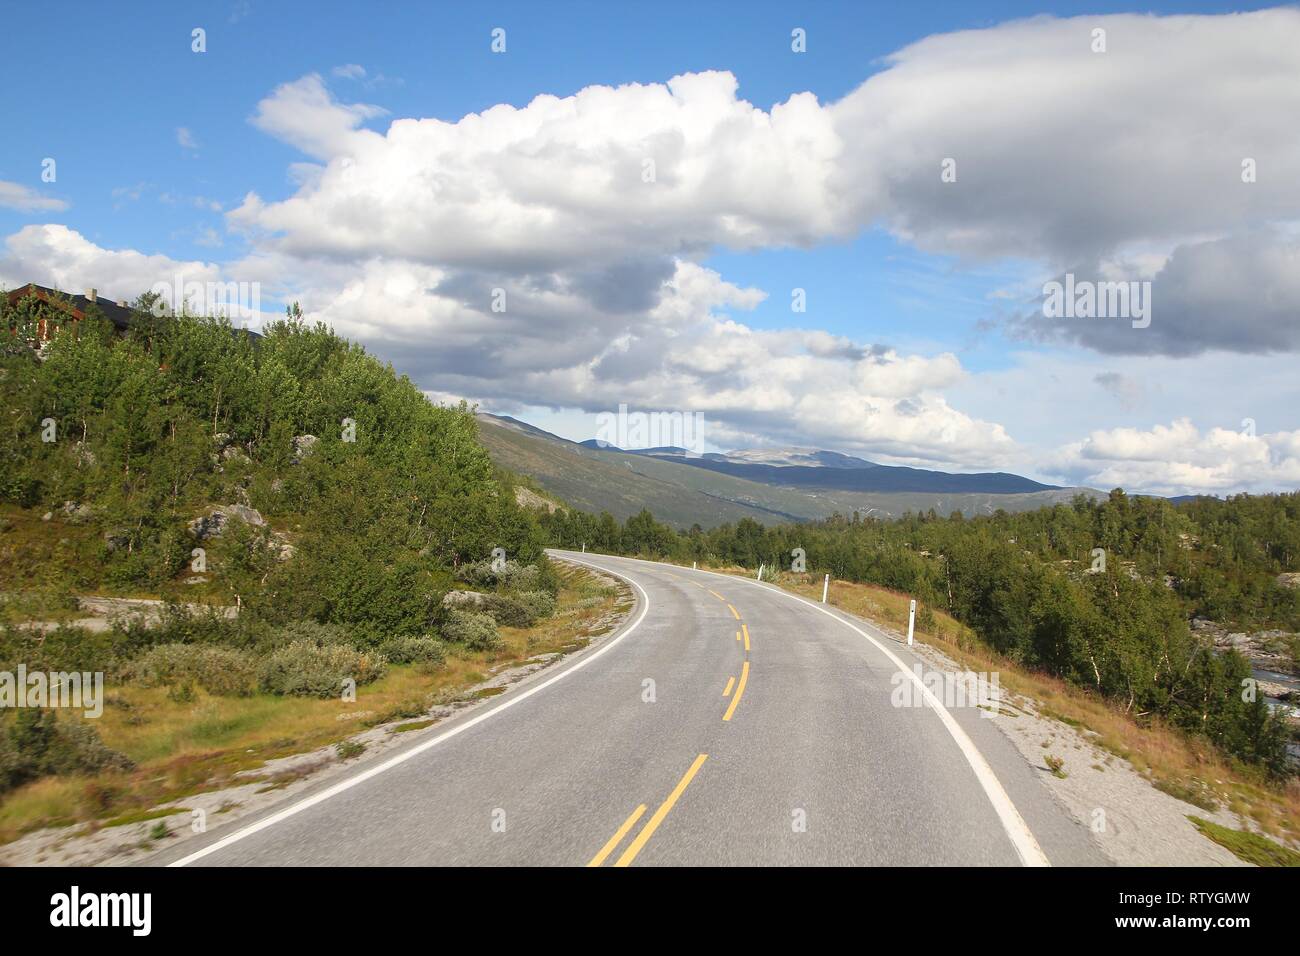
[453, 560, 498, 588]
[0, 623, 117, 675]
[378, 635, 446, 666]
[454, 558, 543, 595]
[267, 620, 356, 648]
[497, 562, 541, 593]
[0, 710, 133, 796]
[257, 642, 387, 698]
[125, 643, 257, 696]
[441, 610, 501, 651]
[514, 589, 557, 621]
[110, 604, 265, 654]
[477, 589, 557, 627]
[480, 594, 535, 628]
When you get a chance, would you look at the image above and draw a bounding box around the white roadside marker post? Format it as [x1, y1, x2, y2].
[821, 574, 829, 604]
[907, 599, 916, 646]
[581, 542, 585, 553]
[757, 563, 764, 581]
[693, 560, 697, 570]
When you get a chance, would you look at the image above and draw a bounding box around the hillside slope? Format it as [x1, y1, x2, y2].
[476, 413, 1103, 528]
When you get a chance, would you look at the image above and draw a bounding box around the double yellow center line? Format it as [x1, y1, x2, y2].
[587, 754, 709, 867]
[587, 574, 752, 866]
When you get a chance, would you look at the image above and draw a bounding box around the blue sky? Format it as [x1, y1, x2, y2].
[2, 2, 1298, 494]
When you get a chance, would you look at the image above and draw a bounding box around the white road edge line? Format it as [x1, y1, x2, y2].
[566, 551, 1051, 868]
[167, 560, 650, 867]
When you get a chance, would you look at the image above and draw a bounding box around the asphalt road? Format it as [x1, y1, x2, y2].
[149, 551, 1107, 867]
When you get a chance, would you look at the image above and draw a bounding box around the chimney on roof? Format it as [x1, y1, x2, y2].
[86, 288, 97, 302]
[116, 299, 127, 308]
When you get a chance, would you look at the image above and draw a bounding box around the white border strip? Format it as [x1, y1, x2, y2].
[167, 562, 649, 867]
[565, 551, 1051, 867]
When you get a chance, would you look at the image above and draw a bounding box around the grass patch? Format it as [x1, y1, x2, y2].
[0, 564, 627, 845]
[1188, 816, 1300, 866]
[334, 740, 366, 760]
[391, 719, 437, 734]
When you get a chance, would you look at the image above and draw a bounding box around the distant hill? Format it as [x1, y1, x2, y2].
[477, 413, 1104, 529]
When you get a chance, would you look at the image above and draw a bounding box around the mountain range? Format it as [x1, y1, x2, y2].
[477, 413, 1104, 529]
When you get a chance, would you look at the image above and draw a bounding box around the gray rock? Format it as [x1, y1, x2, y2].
[1277, 572, 1300, 590]
[188, 504, 266, 541]
[104, 531, 130, 552]
[269, 532, 296, 561]
[442, 590, 489, 609]
[291, 434, 318, 464]
[61, 501, 94, 523]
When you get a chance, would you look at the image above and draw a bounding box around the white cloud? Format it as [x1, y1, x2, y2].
[332, 64, 366, 80]
[1045, 419, 1300, 495]
[0, 224, 223, 305]
[247, 74, 387, 162]
[176, 127, 199, 151]
[11, 10, 1300, 487]
[0, 181, 67, 213]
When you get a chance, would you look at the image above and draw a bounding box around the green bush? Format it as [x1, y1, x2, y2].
[0, 622, 117, 675]
[497, 562, 541, 593]
[257, 641, 387, 697]
[335, 739, 366, 760]
[514, 589, 556, 621]
[377, 635, 446, 666]
[0, 709, 134, 796]
[453, 560, 497, 587]
[267, 620, 357, 649]
[481, 593, 534, 628]
[110, 605, 262, 655]
[126, 643, 257, 696]
[441, 610, 501, 651]
[454, 558, 543, 595]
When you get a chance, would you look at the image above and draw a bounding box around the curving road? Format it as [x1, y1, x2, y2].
[149, 551, 1106, 867]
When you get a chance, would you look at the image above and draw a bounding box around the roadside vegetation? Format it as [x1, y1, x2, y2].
[750, 570, 1298, 849]
[540, 494, 1300, 779]
[0, 563, 626, 844]
[0, 292, 604, 840]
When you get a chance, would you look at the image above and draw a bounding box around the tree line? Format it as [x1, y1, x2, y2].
[540, 490, 1299, 775]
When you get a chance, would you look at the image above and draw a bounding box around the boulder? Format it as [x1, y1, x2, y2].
[1277, 572, 1300, 590]
[104, 531, 130, 552]
[188, 504, 267, 541]
[442, 590, 489, 609]
[291, 434, 318, 464]
[60, 500, 94, 523]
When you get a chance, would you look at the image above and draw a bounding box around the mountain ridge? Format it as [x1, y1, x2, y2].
[476, 412, 1103, 529]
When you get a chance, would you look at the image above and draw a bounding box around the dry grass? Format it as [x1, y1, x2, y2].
[0, 564, 629, 844]
[711, 564, 1300, 847]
